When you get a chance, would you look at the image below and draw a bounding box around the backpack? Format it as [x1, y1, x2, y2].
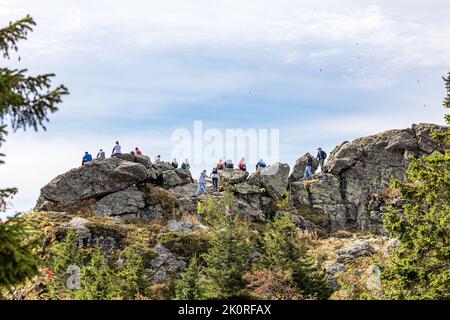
[212, 167, 218, 174]
[322, 151, 327, 160]
[240, 162, 246, 171]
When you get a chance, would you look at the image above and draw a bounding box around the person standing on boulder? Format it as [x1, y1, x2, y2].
[112, 141, 121, 156]
[303, 153, 314, 180]
[316, 147, 327, 171]
[172, 158, 179, 168]
[135, 147, 142, 156]
[155, 155, 162, 164]
[211, 167, 219, 191]
[96, 149, 105, 159]
[195, 170, 209, 197]
[82, 152, 93, 166]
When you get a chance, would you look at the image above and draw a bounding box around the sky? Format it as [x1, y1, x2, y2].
[0, 0, 449, 219]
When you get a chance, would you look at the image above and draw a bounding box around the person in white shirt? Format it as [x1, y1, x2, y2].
[97, 149, 106, 159]
[112, 141, 122, 156]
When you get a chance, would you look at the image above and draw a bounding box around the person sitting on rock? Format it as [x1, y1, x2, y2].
[211, 167, 219, 191]
[181, 159, 190, 171]
[256, 158, 267, 171]
[135, 147, 142, 156]
[216, 159, 225, 170]
[238, 157, 247, 171]
[225, 159, 234, 169]
[316, 147, 327, 171]
[195, 170, 209, 197]
[154, 155, 162, 164]
[111, 141, 122, 156]
[96, 149, 105, 159]
[82, 152, 93, 166]
[303, 153, 314, 180]
[172, 158, 179, 168]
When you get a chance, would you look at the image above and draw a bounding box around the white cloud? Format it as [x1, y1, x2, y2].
[1, 0, 449, 219]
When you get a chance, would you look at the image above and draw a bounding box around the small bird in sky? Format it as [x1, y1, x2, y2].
[320, 69, 323, 72]
[417, 80, 421, 83]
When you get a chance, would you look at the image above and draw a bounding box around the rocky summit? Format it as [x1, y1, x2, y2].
[35, 123, 447, 234]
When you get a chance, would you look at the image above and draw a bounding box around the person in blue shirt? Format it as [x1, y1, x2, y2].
[195, 170, 209, 197]
[256, 158, 267, 171]
[82, 152, 93, 166]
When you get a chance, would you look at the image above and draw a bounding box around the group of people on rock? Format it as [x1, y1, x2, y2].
[194, 157, 268, 197]
[81, 142, 194, 174]
[302, 147, 327, 180]
[82, 141, 144, 165]
[81, 141, 327, 199]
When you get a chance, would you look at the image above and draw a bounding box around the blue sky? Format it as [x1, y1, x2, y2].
[0, 0, 449, 218]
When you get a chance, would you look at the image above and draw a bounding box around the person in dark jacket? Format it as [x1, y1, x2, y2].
[316, 148, 327, 171]
[303, 153, 314, 180]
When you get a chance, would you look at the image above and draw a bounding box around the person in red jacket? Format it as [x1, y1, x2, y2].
[216, 159, 225, 170]
[238, 157, 247, 171]
[135, 147, 142, 156]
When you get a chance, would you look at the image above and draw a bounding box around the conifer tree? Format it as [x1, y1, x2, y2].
[259, 213, 332, 300]
[75, 250, 122, 300]
[382, 73, 450, 299]
[0, 214, 40, 297]
[202, 212, 254, 299]
[117, 245, 149, 299]
[175, 255, 203, 300]
[0, 15, 68, 294]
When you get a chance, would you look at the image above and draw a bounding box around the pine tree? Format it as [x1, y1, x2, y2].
[75, 250, 122, 300]
[0, 214, 41, 297]
[202, 212, 254, 299]
[0, 15, 68, 293]
[117, 245, 149, 299]
[46, 230, 91, 299]
[381, 73, 450, 300]
[260, 213, 332, 300]
[175, 255, 203, 300]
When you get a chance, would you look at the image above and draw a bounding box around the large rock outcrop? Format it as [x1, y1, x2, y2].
[39, 157, 150, 205]
[35, 123, 447, 234]
[290, 123, 447, 233]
